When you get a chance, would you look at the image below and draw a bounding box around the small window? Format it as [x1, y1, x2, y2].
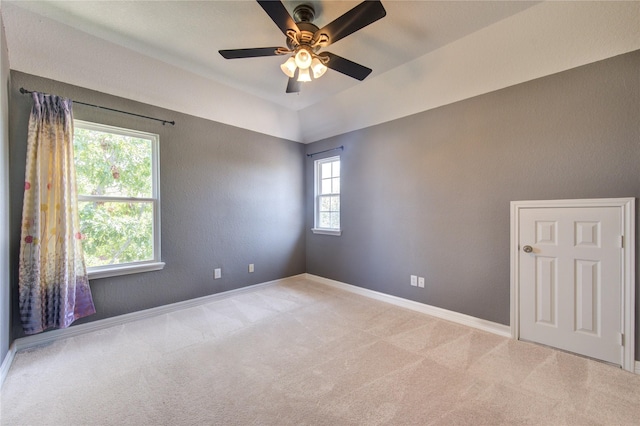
[73, 120, 164, 279]
[313, 156, 341, 236]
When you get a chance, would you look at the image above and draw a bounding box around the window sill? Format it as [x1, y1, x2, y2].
[312, 228, 342, 236]
[88, 261, 165, 280]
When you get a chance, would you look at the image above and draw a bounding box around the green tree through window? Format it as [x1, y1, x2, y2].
[73, 121, 161, 274]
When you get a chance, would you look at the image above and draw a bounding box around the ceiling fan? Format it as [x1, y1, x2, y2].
[219, 0, 387, 93]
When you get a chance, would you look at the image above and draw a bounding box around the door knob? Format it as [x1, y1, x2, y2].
[523, 245, 533, 253]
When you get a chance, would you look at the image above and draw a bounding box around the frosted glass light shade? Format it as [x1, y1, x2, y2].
[297, 67, 311, 82]
[311, 58, 327, 78]
[294, 48, 312, 69]
[280, 57, 297, 78]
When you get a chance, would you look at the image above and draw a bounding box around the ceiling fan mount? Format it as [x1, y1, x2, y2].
[292, 4, 316, 24]
[219, 0, 387, 94]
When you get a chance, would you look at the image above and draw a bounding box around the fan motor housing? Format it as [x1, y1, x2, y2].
[286, 21, 320, 50]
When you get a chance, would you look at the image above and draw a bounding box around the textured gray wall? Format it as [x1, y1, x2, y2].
[0, 15, 11, 364]
[6, 52, 640, 361]
[306, 51, 639, 349]
[9, 71, 306, 340]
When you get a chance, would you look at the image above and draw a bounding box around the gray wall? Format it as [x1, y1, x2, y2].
[9, 71, 306, 340]
[306, 51, 640, 352]
[5, 51, 640, 361]
[0, 14, 11, 364]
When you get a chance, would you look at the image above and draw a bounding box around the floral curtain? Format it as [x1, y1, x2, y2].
[18, 92, 95, 335]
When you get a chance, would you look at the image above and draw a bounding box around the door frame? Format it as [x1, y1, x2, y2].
[510, 198, 635, 372]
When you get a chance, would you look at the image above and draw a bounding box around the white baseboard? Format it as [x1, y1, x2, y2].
[636, 361, 640, 375]
[11, 274, 306, 354]
[0, 343, 17, 388]
[305, 273, 512, 338]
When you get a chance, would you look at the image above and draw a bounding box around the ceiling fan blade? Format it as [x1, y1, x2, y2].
[286, 70, 301, 93]
[322, 52, 372, 81]
[219, 47, 282, 59]
[257, 0, 299, 36]
[315, 0, 386, 47]
[286, 78, 301, 93]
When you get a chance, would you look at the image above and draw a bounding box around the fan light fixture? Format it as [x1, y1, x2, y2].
[280, 46, 328, 82]
[219, 1, 386, 93]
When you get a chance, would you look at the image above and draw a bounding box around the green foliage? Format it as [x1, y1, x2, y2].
[74, 127, 155, 267]
[74, 127, 152, 198]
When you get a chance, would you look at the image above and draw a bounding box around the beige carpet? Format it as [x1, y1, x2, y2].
[2, 277, 640, 425]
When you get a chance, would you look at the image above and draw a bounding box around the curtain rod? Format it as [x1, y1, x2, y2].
[19, 88, 176, 126]
[307, 146, 344, 157]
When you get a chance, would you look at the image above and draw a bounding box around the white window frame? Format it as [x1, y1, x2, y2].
[312, 155, 342, 236]
[74, 120, 164, 279]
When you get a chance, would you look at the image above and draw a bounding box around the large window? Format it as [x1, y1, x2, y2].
[313, 156, 341, 236]
[73, 120, 163, 279]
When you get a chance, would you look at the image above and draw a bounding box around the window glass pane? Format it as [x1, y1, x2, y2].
[332, 161, 340, 177]
[74, 127, 153, 198]
[332, 177, 340, 194]
[315, 156, 341, 231]
[330, 196, 340, 212]
[321, 162, 332, 179]
[319, 212, 331, 228]
[78, 201, 153, 267]
[320, 195, 331, 212]
[330, 212, 340, 229]
[321, 178, 332, 195]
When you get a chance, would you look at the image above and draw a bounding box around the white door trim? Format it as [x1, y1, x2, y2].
[510, 198, 635, 372]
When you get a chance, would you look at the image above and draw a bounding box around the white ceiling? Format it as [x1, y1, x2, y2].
[2, 1, 639, 143]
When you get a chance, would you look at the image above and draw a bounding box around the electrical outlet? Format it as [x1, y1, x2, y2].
[410, 275, 417, 286]
[418, 277, 425, 288]
[214, 268, 221, 279]
[249, 264, 254, 273]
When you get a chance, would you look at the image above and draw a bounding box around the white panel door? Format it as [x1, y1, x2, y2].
[518, 206, 622, 365]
